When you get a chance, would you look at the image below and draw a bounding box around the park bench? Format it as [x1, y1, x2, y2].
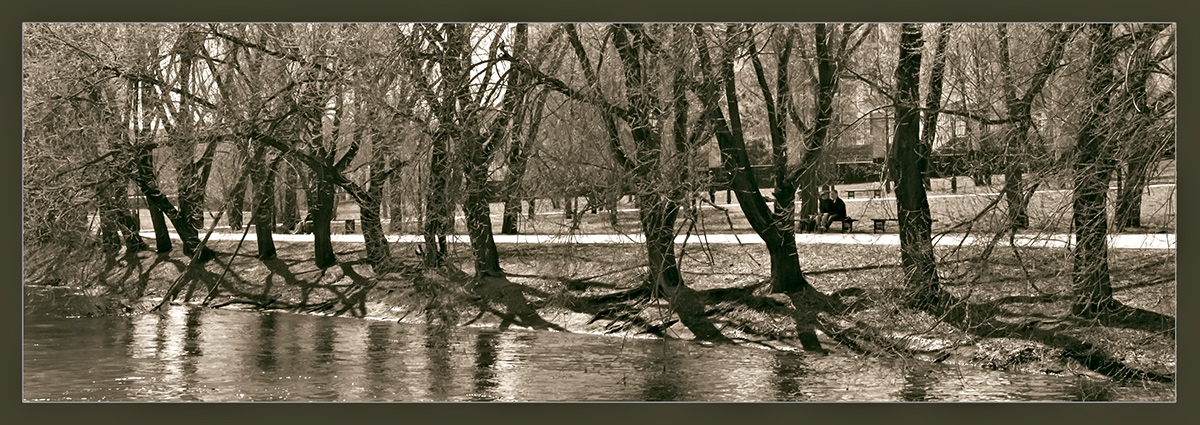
[798, 215, 857, 233]
[797, 215, 818, 233]
[871, 218, 938, 233]
[872, 218, 898, 233]
[843, 189, 882, 199]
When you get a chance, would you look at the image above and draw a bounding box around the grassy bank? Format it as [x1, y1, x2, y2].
[24, 236, 1175, 386]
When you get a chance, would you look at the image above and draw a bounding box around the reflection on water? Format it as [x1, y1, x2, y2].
[471, 330, 499, 401]
[772, 350, 808, 401]
[23, 305, 1173, 401]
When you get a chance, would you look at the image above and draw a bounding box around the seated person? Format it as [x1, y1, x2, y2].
[821, 189, 850, 232]
[815, 191, 831, 229]
[296, 212, 315, 234]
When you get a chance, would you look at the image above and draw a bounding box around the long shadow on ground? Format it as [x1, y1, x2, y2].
[912, 287, 1174, 383]
[463, 270, 566, 332]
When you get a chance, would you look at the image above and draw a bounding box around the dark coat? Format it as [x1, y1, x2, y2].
[827, 198, 847, 219]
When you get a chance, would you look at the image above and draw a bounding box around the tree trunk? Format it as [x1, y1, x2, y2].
[423, 130, 452, 267]
[117, 207, 146, 253]
[1071, 24, 1119, 316]
[280, 161, 300, 232]
[227, 156, 248, 232]
[638, 194, 724, 341]
[115, 184, 147, 252]
[463, 174, 501, 275]
[797, 24, 838, 220]
[251, 150, 277, 260]
[98, 181, 146, 253]
[361, 137, 392, 266]
[500, 88, 548, 235]
[310, 168, 337, 269]
[177, 158, 203, 232]
[997, 24, 1071, 230]
[359, 192, 390, 265]
[176, 139, 220, 232]
[388, 168, 405, 233]
[1114, 156, 1149, 230]
[500, 196, 521, 235]
[170, 27, 207, 233]
[97, 208, 121, 253]
[894, 24, 941, 303]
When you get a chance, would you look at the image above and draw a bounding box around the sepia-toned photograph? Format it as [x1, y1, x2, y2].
[22, 22, 1175, 402]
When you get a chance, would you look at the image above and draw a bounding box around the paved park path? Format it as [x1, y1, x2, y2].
[140, 230, 1175, 250]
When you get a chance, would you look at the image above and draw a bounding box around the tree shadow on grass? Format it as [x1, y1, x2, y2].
[205, 256, 306, 309]
[97, 250, 163, 300]
[912, 288, 1175, 383]
[689, 281, 875, 354]
[1066, 302, 1176, 337]
[548, 273, 734, 342]
[432, 267, 566, 332]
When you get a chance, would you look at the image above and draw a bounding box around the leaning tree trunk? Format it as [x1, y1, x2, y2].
[500, 90, 548, 235]
[499, 34, 535, 235]
[693, 23, 814, 296]
[97, 177, 144, 253]
[996, 24, 1071, 230]
[1071, 24, 1119, 317]
[500, 131, 531, 235]
[130, 146, 214, 261]
[142, 149, 173, 253]
[894, 23, 941, 304]
[359, 189, 390, 266]
[499, 139, 528, 235]
[96, 184, 123, 254]
[176, 139, 220, 232]
[169, 28, 207, 233]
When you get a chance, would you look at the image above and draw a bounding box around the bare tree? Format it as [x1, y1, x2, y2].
[1070, 23, 1121, 316]
[919, 24, 952, 189]
[892, 23, 940, 304]
[500, 24, 564, 235]
[994, 24, 1073, 230]
[1113, 24, 1173, 231]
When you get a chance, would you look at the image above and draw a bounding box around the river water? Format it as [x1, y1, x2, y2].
[23, 305, 1172, 402]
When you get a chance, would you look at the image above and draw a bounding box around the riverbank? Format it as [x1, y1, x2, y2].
[24, 238, 1176, 389]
